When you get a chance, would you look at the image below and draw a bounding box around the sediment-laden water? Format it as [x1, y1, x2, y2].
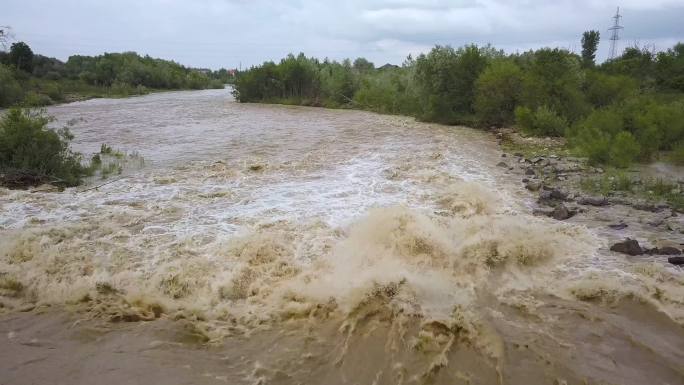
[1, 89, 683, 385]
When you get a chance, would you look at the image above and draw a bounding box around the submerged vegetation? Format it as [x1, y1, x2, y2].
[234, 36, 684, 168]
[0, 108, 86, 187]
[0, 41, 231, 108]
[0, 42, 220, 188]
[0, 108, 141, 188]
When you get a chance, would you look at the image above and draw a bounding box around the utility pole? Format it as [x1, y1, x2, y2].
[608, 7, 624, 60]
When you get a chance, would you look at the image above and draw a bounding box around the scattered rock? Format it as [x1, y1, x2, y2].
[496, 161, 508, 168]
[538, 190, 553, 203]
[525, 180, 542, 192]
[608, 223, 628, 230]
[532, 208, 554, 217]
[647, 247, 682, 256]
[545, 188, 568, 201]
[610, 238, 643, 256]
[522, 178, 529, 183]
[578, 196, 609, 207]
[248, 164, 265, 172]
[501, 153, 507, 157]
[514, 152, 524, 157]
[525, 168, 536, 176]
[668, 256, 684, 265]
[665, 220, 684, 233]
[632, 203, 664, 213]
[550, 204, 575, 220]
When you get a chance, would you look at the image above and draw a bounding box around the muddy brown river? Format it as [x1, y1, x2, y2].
[1, 88, 683, 385]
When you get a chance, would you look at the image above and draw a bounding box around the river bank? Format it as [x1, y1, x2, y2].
[1, 89, 683, 384]
[495, 129, 683, 263]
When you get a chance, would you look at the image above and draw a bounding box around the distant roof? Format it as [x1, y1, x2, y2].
[378, 63, 399, 70]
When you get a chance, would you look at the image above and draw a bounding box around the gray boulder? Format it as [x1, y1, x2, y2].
[525, 180, 542, 192]
[579, 196, 609, 207]
[551, 204, 575, 220]
[668, 256, 684, 265]
[610, 239, 643, 256]
[647, 247, 682, 256]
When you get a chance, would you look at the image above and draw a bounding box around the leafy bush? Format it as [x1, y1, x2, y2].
[474, 60, 523, 126]
[515, 105, 568, 136]
[671, 142, 684, 165]
[567, 107, 619, 165]
[21, 91, 53, 107]
[608, 131, 640, 168]
[0, 64, 23, 107]
[570, 96, 684, 165]
[584, 71, 637, 108]
[208, 79, 225, 89]
[0, 108, 87, 187]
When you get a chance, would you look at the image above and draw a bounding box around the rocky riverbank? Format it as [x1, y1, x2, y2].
[495, 129, 684, 265]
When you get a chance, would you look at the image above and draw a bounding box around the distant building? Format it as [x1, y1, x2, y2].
[378, 63, 399, 70]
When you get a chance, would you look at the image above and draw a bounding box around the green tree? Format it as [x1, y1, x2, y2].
[414, 45, 491, 123]
[654, 43, 684, 91]
[474, 60, 523, 126]
[581, 30, 600, 68]
[352, 58, 375, 73]
[9, 41, 34, 73]
[519, 48, 588, 123]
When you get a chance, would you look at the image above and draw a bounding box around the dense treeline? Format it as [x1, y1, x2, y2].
[0, 41, 232, 108]
[234, 37, 684, 167]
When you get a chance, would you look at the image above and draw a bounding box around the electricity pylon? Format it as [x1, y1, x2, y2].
[608, 7, 624, 60]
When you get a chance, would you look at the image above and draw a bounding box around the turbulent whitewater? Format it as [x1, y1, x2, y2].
[1, 89, 683, 385]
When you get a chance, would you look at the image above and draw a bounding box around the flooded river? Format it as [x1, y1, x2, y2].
[1, 88, 683, 384]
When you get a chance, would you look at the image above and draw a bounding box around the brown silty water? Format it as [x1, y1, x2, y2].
[0, 88, 683, 385]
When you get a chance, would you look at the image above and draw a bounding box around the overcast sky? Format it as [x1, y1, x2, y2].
[2, 0, 684, 69]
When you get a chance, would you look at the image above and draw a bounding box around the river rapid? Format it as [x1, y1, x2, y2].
[1, 88, 683, 385]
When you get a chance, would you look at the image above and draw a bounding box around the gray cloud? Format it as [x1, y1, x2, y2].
[2, 0, 683, 69]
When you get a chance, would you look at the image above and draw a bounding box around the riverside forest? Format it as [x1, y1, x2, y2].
[233, 36, 684, 169]
[1, 4, 684, 385]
